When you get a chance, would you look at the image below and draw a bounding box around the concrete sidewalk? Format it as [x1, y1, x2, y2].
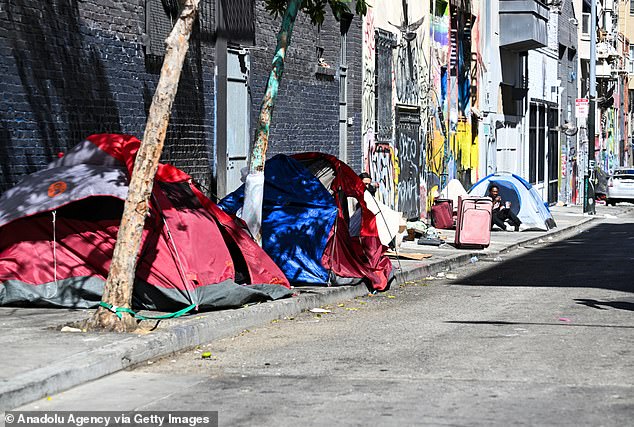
[0, 204, 627, 410]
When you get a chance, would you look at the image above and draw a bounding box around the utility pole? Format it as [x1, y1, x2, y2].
[584, 0, 597, 214]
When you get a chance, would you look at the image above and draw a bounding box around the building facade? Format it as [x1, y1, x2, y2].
[0, 0, 362, 198]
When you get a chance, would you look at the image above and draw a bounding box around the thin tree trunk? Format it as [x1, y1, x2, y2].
[86, 0, 199, 332]
[242, 0, 301, 242]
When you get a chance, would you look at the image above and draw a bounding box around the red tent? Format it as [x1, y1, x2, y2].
[0, 134, 291, 310]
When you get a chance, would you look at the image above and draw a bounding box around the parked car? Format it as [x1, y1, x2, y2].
[606, 168, 634, 205]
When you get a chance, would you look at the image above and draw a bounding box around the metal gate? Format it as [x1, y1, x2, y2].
[396, 106, 421, 219]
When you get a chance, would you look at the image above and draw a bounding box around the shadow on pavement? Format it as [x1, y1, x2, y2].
[452, 222, 634, 294]
[574, 298, 634, 312]
[445, 320, 634, 329]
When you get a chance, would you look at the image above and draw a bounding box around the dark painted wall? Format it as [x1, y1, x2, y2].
[250, 0, 364, 172]
[0, 0, 362, 195]
[0, 0, 215, 194]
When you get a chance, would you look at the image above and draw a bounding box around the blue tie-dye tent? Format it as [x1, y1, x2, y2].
[219, 153, 393, 290]
[219, 155, 338, 284]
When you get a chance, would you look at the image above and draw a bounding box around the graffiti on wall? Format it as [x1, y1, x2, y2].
[599, 108, 618, 173]
[396, 109, 421, 219]
[425, 2, 479, 200]
[362, 8, 376, 173]
[395, 40, 420, 106]
[369, 142, 398, 205]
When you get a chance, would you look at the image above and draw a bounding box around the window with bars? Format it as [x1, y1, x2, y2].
[375, 29, 396, 144]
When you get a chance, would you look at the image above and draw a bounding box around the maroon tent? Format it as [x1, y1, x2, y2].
[0, 134, 291, 310]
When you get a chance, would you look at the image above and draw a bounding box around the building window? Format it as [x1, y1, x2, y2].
[529, 104, 537, 184]
[538, 104, 545, 183]
[581, 13, 590, 37]
[629, 46, 634, 74]
[375, 29, 396, 144]
[631, 0, 634, 15]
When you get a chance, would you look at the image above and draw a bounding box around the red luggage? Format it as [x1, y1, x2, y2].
[431, 198, 454, 229]
[454, 196, 492, 249]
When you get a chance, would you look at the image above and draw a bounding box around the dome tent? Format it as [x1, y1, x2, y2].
[468, 172, 556, 231]
[0, 134, 291, 310]
[219, 153, 393, 291]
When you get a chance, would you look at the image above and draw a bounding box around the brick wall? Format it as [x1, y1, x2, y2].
[250, 0, 363, 171]
[0, 0, 216, 194]
[0, 0, 362, 195]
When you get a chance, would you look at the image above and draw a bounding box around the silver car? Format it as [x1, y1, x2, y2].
[606, 168, 634, 205]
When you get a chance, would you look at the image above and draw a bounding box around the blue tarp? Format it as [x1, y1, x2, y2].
[219, 155, 338, 284]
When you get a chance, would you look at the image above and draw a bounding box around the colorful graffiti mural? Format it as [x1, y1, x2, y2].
[361, 1, 481, 219]
[426, 0, 479, 203]
[362, 7, 376, 175]
[369, 142, 398, 206]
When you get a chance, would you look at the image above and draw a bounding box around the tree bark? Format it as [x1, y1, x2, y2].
[86, 0, 200, 332]
[242, 0, 301, 242]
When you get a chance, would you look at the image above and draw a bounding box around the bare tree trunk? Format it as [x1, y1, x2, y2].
[242, 0, 301, 242]
[86, 0, 200, 332]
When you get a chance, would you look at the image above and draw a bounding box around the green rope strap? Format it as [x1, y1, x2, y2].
[99, 301, 196, 321]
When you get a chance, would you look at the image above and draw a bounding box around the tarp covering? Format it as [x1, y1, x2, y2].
[0, 134, 291, 310]
[468, 172, 557, 231]
[220, 153, 393, 291]
[220, 155, 337, 284]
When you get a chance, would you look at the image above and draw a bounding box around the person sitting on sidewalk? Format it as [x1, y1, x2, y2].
[487, 185, 522, 231]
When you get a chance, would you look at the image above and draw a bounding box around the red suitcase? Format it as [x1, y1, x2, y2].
[431, 199, 454, 229]
[454, 196, 492, 249]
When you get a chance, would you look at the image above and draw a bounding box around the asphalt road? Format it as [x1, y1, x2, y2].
[19, 215, 634, 426]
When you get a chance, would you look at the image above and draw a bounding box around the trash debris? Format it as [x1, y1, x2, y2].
[446, 273, 458, 280]
[493, 256, 503, 262]
[469, 256, 479, 264]
[61, 326, 82, 333]
[425, 227, 440, 239]
[201, 352, 212, 359]
[437, 272, 446, 277]
[309, 308, 332, 314]
[417, 237, 444, 246]
[387, 295, 396, 299]
[558, 317, 572, 323]
[406, 220, 428, 234]
[345, 307, 359, 311]
[537, 239, 545, 243]
[337, 303, 345, 307]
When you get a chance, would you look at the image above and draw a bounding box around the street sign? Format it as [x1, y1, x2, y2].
[575, 98, 589, 119]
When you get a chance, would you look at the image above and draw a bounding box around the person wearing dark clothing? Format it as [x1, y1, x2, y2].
[359, 172, 377, 196]
[488, 185, 522, 231]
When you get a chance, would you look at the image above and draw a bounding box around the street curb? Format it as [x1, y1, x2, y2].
[0, 285, 369, 411]
[391, 215, 598, 285]
[0, 214, 600, 410]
